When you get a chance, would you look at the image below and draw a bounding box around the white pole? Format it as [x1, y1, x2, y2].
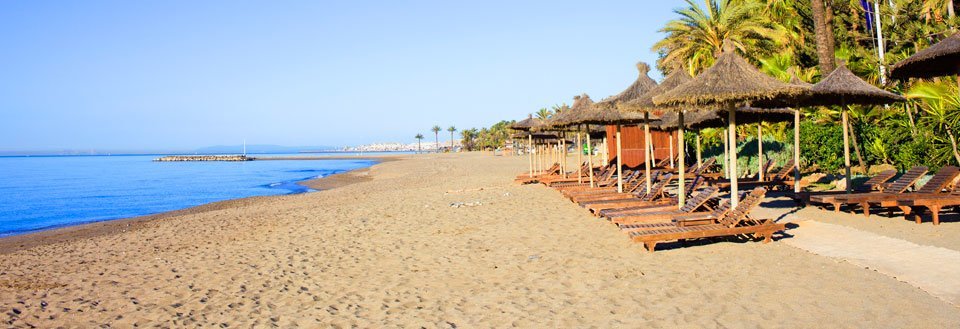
[728, 108, 739, 207]
[874, 1, 887, 85]
[243, 139, 247, 156]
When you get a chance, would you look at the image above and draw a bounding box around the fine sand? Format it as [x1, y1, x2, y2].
[2, 153, 959, 327]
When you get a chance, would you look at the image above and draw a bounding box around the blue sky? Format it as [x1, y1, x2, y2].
[0, 1, 679, 152]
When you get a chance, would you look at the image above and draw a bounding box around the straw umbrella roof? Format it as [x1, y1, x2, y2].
[619, 69, 694, 113]
[532, 104, 572, 131]
[551, 94, 599, 127]
[890, 33, 960, 80]
[806, 62, 905, 106]
[656, 107, 794, 130]
[593, 62, 659, 110]
[509, 114, 541, 131]
[573, 62, 660, 125]
[653, 43, 806, 108]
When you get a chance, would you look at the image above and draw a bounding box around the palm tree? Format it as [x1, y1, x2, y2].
[653, 0, 786, 74]
[535, 107, 551, 120]
[809, 0, 836, 73]
[415, 133, 424, 154]
[447, 126, 457, 151]
[906, 82, 960, 165]
[431, 125, 442, 151]
[922, 0, 956, 21]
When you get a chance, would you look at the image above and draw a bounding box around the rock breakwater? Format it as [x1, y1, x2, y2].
[154, 155, 252, 162]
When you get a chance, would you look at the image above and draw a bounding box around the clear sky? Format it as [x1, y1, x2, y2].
[0, 1, 679, 152]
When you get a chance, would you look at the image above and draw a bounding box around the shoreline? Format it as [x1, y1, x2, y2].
[0, 156, 401, 255]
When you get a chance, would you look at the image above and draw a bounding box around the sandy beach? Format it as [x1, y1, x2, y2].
[2, 152, 959, 327]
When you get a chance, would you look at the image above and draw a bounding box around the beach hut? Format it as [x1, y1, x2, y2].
[653, 42, 807, 207]
[804, 62, 905, 193]
[890, 33, 960, 80]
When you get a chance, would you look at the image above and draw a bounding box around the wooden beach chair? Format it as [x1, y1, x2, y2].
[808, 166, 929, 213]
[618, 189, 761, 231]
[567, 171, 658, 202]
[514, 163, 561, 184]
[539, 162, 593, 185]
[796, 170, 898, 205]
[551, 164, 617, 189]
[584, 174, 704, 215]
[626, 188, 785, 252]
[827, 166, 959, 217]
[606, 187, 721, 225]
[897, 189, 960, 225]
[578, 173, 674, 212]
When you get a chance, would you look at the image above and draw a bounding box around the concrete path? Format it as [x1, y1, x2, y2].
[784, 220, 960, 307]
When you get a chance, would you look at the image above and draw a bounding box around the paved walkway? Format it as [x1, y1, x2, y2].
[783, 220, 960, 307]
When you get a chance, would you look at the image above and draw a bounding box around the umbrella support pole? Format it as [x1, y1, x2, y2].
[669, 134, 675, 168]
[576, 130, 582, 184]
[758, 124, 764, 181]
[794, 109, 802, 193]
[616, 125, 623, 193]
[722, 128, 729, 179]
[644, 116, 652, 194]
[527, 135, 533, 178]
[587, 132, 595, 187]
[678, 111, 686, 209]
[842, 108, 852, 194]
[728, 108, 740, 207]
[696, 132, 702, 170]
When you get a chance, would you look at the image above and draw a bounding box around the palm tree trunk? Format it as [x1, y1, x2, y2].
[948, 128, 960, 165]
[434, 133, 439, 151]
[907, 102, 918, 137]
[811, 0, 837, 73]
[949, 0, 956, 19]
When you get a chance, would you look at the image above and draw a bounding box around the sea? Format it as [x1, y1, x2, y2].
[0, 153, 390, 237]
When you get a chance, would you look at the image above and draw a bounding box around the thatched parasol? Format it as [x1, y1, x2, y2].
[579, 63, 659, 191]
[890, 33, 960, 80]
[652, 42, 807, 207]
[617, 69, 693, 197]
[807, 62, 905, 193]
[510, 114, 541, 132]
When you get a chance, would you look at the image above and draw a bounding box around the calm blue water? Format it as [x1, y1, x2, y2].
[0, 154, 378, 237]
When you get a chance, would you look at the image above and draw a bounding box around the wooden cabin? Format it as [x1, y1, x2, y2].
[605, 125, 678, 168]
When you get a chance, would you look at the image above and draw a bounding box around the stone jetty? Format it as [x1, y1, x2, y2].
[154, 155, 252, 162]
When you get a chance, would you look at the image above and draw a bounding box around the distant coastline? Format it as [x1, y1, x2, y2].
[0, 155, 401, 254]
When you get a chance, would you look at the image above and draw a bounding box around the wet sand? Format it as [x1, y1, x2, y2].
[1, 153, 958, 327]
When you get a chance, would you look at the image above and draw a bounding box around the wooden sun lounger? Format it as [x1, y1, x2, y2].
[585, 175, 705, 216]
[709, 159, 795, 190]
[582, 174, 675, 214]
[809, 166, 929, 213]
[897, 190, 960, 225]
[826, 166, 959, 217]
[619, 189, 761, 232]
[795, 170, 898, 204]
[626, 187, 785, 252]
[607, 187, 720, 226]
[540, 162, 594, 185]
[514, 163, 561, 183]
[567, 171, 657, 202]
[552, 165, 617, 189]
